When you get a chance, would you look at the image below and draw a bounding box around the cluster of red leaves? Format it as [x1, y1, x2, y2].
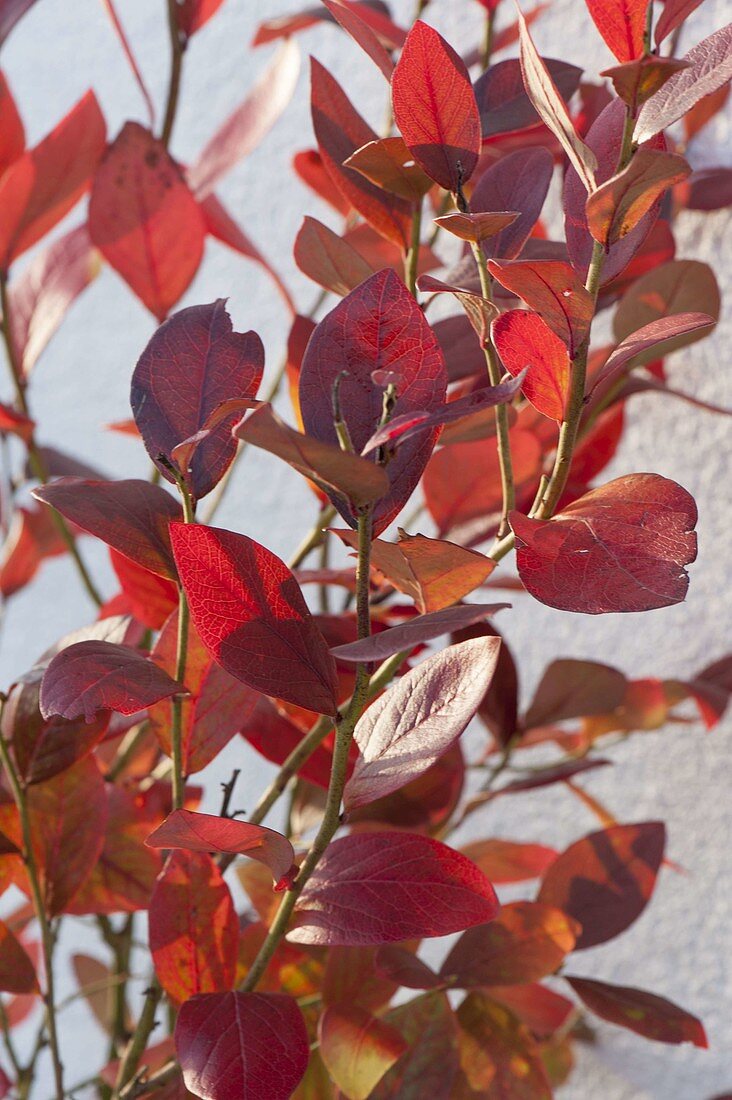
[0, 0, 730, 1098]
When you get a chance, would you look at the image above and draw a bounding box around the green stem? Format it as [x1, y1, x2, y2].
[0, 274, 103, 606]
[111, 981, 163, 1097]
[470, 241, 515, 538]
[97, 915, 133, 1065]
[160, 0, 184, 148]
[288, 504, 337, 571]
[240, 509, 373, 992]
[404, 199, 422, 297]
[171, 482, 195, 811]
[481, 8, 495, 70]
[0, 718, 65, 1100]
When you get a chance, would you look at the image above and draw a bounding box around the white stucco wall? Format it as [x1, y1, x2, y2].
[0, 1, 729, 1096]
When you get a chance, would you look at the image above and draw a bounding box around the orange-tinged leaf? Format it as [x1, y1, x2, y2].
[319, 1004, 407, 1100]
[538, 821, 666, 949]
[523, 658, 627, 728]
[149, 850, 238, 1005]
[323, 946, 402, 1011]
[344, 137, 433, 202]
[442, 901, 579, 987]
[434, 211, 519, 244]
[601, 56, 690, 111]
[88, 122, 205, 320]
[370, 992, 461, 1099]
[493, 310, 570, 421]
[566, 976, 707, 1047]
[459, 839, 557, 885]
[586, 148, 690, 246]
[109, 549, 178, 630]
[455, 993, 553, 1098]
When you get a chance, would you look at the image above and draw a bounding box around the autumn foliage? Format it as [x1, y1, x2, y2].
[0, 0, 729, 1097]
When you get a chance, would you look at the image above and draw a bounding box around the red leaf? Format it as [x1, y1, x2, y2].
[176, 991, 310, 1099]
[88, 122, 205, 320]
[65, 785, 162, 915]
[613, 259, 720, 344]
[0, 401, 33, 441]
[471, 148, 554, 260]
[319, 1004, 407, 1100]
[131, 299, 263, 499]
[332, 604, 506, 664]
[147, 809, 295, 885]
[239, 696, 342, 790]
[511, 474, 698, 614]
[488, 983, 575, 1037]
[459, 839, 558, 885]
[149, 851, 238, 1005]
[487, 259, 593, 356]
[188, 41, 299, 198]
[441, 901, 579, 987]
[311, 59, 411, 249]
[176, 0, 225, 37]
[523, 659, 627, 727]
[320, 0, 394, 80]
[235, 404, 388, 510]
[109, 549, 178, 630]
[171, 522, 339, 715]
[0, 505, 67, 598]
[294, 215, 374, 297]
[150, 609, 259, 774]
[0, 90, 105, 267]
[40, 640, 183, 722]
[293, 147, 351, 215]
[635, 25, 732, 142]
[8, 223, 99, 376]
[601, 56, 690, 112]
[0, 919, 38, 994]
[2, 672, 108, 785]
[493, 310, 570, 421]
[566, 976, 707, 1047]
[538, 821, 666, 949]
[392, 21, 481, 193]
[0, 72, 24, 176]
[323, 945, 403, 1011]
[585, 147, 690, 246]
[433, 211, 520, 244]
[416, 273, 499, 347]
[517, 10, 597, 191]
[374, 945, 444, 991]
[585, 0, 649, 62]
[290, 831, 499, 945]
[344, 636, 500, 811]
[564, 98, 665, 284]
[475, 57, 582, 138]
[33, 478, 181, 579]
[368, 993, 461, 1099]
[453, 622, 519, 748]
[349, 743, 465, 835]
[299, 269, 446, 535]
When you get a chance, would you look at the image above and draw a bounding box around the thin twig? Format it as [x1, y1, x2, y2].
[160, 0, 185, 148]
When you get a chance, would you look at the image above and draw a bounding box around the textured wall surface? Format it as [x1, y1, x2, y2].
[0, 1, 729, 1096]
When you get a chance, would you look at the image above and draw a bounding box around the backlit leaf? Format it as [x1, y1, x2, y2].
[654, 0, 705, 45]
[492, 310, 570, 421]
[149, 851, 238, 1005]
[177, 0, 225, 36]
[176, 991, 310, 1100]
[441, 901, 579, 987]
[290, 832, 499, 945]
[370, 993, 461, 1100]
[131, 299, 264, 499]
[392, 21, 481, 192]
[109, 549, 178, 630]
[299, 269, 447, 535]
[0, 90, 105, 266]
[488, 259, 593, 356]
[344, 137, 433, 202]
[171, 522, 339, 715]
[635, 25, 732, 143]
[511, 474, 698, 614]
[566, 976, 707, 1046]
[585, 0, 649, 62]
[455, 993, 553, 1098]
[459, 839, 557, 885]
[344, 636, 501, 811]
[88, 122, 205, 320]
[147, 808, 295, 885]
[33, 477, 181, 579]
[319, 1004, 407, 1100]
[40, 640, 183, 722]
[538, 821, 666, 948]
